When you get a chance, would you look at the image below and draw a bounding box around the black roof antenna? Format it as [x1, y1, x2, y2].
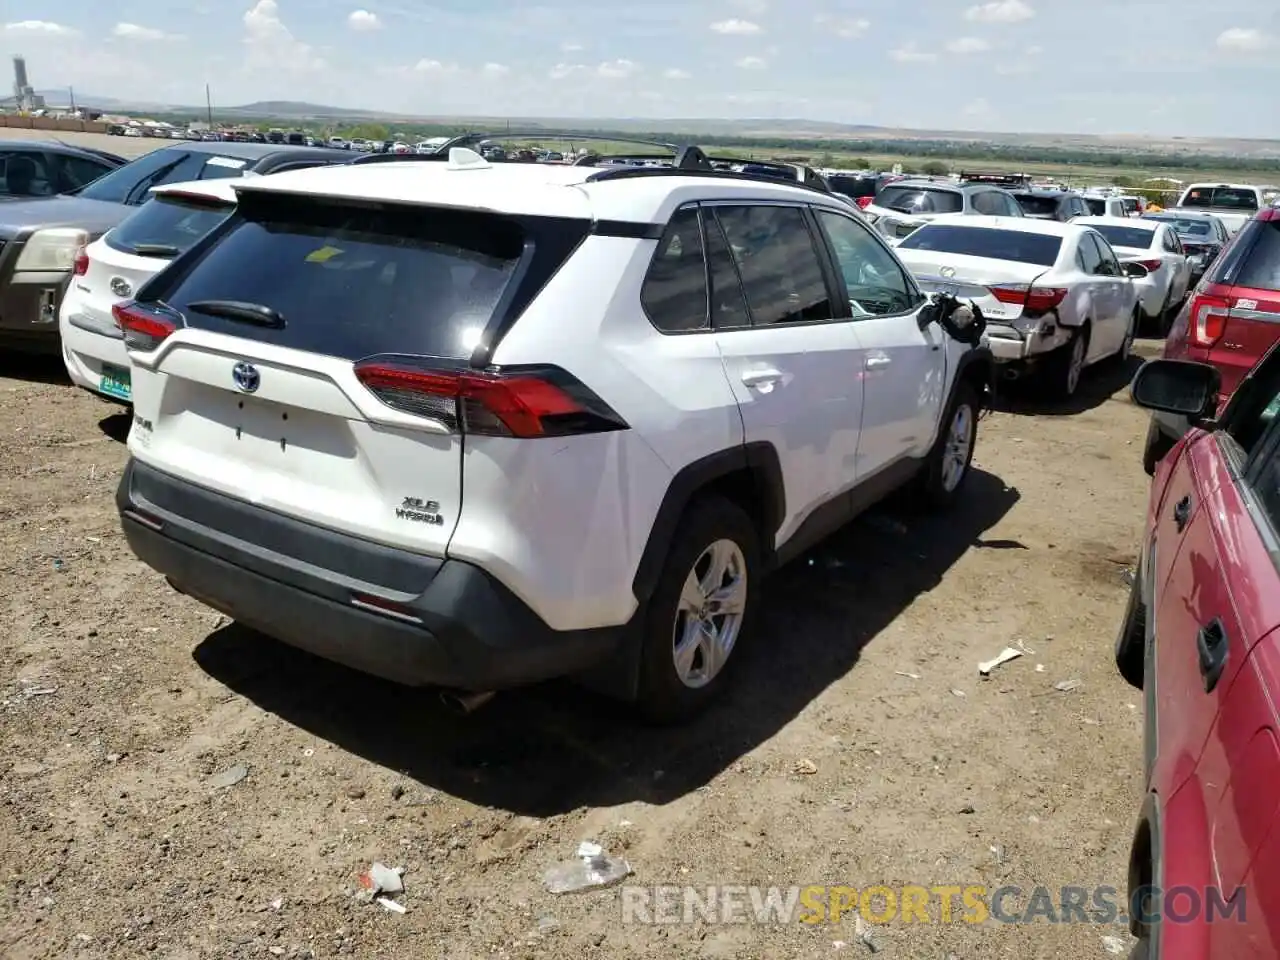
[673, 145, 713, 171]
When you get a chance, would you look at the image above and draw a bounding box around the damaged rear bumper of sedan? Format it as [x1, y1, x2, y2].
[982, 319, 1075, 377]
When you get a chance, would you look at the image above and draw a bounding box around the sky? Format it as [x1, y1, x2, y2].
[2, 0, 1278, 137]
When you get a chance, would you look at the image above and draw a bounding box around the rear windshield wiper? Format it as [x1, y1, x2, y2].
[185, 299, 286, 329]
[129, 243, 181, 258]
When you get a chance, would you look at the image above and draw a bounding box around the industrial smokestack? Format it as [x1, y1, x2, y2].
[13, 56, 29, 91]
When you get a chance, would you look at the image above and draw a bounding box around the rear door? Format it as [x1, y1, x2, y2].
[707, 202, 866, 552]
[1083, 233, 1129, 357]
[123, 192, 542, 556]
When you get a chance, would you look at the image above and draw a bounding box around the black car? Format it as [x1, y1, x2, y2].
[0, 140, 348, 353]
[1140, 210, 1232, 283]
[1, 140, 127, 199]
[1010, 189, 1092, 222]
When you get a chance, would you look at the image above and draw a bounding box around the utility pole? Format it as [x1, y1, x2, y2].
[205, 83, 213, 127]
[68, 86, 76, 114]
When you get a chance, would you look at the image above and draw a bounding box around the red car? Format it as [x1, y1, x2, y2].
[1117, 344, 1280, 958]
[1142, 206, 1280, 475]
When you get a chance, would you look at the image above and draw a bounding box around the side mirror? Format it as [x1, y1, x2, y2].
[1121, 261, 1150, 279]
[1131, 359, 1220, 422]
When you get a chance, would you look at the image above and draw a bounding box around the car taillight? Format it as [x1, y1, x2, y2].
[1136, 258, 1163, 273]
[353, 360, 629, 438]
[855, 197, 873, 209]
[73, 246, 89, 276]
[1189, 293, 1231, 348]
[112, 301, 177, 351]
[989, 284, 1069, 316]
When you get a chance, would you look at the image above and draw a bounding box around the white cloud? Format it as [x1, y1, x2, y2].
[481, 62, 510, 77]
[946, 36, 990, 53]
[664, 67, 692, 80]
[736, 55, 767, 69]
[347, 10, 381, 31]
[243, 0, 325, 72]
[597, 59, 637, 78]
[1216, 27, 1274, 53]
[965, 0, 1034, 23]
[405, 58, 456, 74]
[2, 20, 76, 35]
[711, 18, 762, 35]
[112, 23, 176, 41]
[890, 42, 937, 62]
[549, 62, 585, 79]
[815, 15, 870, 38]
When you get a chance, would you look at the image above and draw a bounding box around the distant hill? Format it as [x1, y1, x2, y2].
[222, 101, 401, 119]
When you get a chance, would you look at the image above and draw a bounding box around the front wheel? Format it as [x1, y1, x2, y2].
[912, 380, 979, 510]
[635, 497, 761, 724]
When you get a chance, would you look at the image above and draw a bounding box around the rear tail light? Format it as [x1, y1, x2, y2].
[1189, 293, 1231, 348]
[113, 301, 178, 351]
[73, 246, 89, 276]
[353, 359, 630, 438]
[1135, 259, 1163, 273]
[989, 284, 1069, 317]
[855, 197, 873, 209]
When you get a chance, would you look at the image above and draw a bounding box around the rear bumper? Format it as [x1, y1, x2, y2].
[984, 320, 1073, 367]
[59, 306, 130, 399]
[116, 459, 627, 690]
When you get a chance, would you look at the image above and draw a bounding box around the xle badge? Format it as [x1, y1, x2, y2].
[397, 497, 444, 525]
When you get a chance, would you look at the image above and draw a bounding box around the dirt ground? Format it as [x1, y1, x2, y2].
[0, 343, 1160, 959]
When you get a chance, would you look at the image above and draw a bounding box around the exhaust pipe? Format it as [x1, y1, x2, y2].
[439, 689, 495, 714]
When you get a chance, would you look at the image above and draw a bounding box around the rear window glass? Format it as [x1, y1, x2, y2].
[1122, 198, 1141, 214]
[1089, 225, 1156, 250]
[104, 194, 235, 258]
[827, 175, 878, 199]
[1225, 218, 1280, 291]
[1144, 216, 1212, 238]
[1014, 194, 1061, 217]
[897, 225, 1062, 266]
[874, 186, 964, 214]
[157, 198, 527, 360]
[1181, 187, 1259, 211]
[1083, 198, 1107, 215]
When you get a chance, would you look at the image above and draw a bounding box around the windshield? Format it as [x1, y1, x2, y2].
[1180, 187, 1259, 211]
[1143, 216, 1212, 238]
[874, 186, 964, 215]
[1089, 225, 1156, 250]
[104, 193, 235, 258]
[897, 225, 1062, 266]
[1013, 194, 1061, 217]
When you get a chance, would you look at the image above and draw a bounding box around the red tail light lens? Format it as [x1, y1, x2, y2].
[353, 360, 629, 438]
[1136, 259, 1163, 273]
[855, 196, 874, 209]
[1189, 293, 1231, 348]
[113, 301, 177, 351]
[73, 246, 89, 276]
[989, 284, 1068, 316]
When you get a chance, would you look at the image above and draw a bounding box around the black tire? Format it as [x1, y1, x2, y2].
[1128, 937, 1150, 960]
[912, 379, 979, 510]
[1111, 309, 1138, 365]
[1141, 419, 1175, 476]
[1045, 326, 1088, 400]
[1115, 573, 1146, 689]
[634, 496, 761, 724]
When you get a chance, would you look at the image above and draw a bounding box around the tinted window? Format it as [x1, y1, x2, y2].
[1145, 216, 1213, 238]
[705, 215, 751, 329]
[1083, 197, 1106, 216]
[155, 196, 527, 360]
[0, 150, 55, 197]
[875, 186, 964, 214]
[59, 155, 115, 192]
[816, 210, 917, 316]
[1089, 225, 1157, 250]
[1254, 437, 1280, 532]
[104, 193, 236, 258]
[1122, 198, 1141, 215]
[1014, 194, 1062, 217]
[1181, 187, 1259, 211]
[641, 207, 708, 332]
[898, 225, 1062, 267]
[827, 175, 878, 199]
[970, 192, 1003, 216]
[76, 149, 250, 204]
[714, 206, 833, 326]
[1077, 233, 1103, 274]
[1092, 234, 1123, 276]
[1221, 218, 1280, 291]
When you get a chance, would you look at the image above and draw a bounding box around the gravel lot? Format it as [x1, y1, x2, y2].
[2, 128, 171, 159]
[0, 132, 1160, 957]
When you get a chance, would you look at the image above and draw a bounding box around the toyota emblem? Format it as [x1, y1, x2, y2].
[939, 266, 956, 279]
[231, 361, 260, 393]
[109, 276, 132, 297]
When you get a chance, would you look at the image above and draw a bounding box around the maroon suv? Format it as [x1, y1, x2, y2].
[1142, 206, 1280, 474]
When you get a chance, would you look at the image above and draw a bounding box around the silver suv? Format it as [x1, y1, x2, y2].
[865, 178, 1026, 241]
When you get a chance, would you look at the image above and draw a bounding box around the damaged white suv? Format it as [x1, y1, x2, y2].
[115, 145, 993, 721]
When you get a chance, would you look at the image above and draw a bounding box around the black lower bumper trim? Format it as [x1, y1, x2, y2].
[117, 459, 627, 690]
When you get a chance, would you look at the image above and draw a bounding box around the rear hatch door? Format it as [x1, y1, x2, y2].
[123, 191, 534, 556]
[1201, 215, 1280, 394]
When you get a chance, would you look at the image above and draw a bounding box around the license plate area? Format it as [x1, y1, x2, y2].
[99, 363, 131, 400]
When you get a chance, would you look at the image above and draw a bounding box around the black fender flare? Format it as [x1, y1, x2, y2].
[1127, 790, 1163, 947]
[950, 345, 995, 411]
[631, 441, 785, 604]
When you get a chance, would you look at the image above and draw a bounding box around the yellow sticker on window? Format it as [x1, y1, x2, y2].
[305, 245, 343, 263]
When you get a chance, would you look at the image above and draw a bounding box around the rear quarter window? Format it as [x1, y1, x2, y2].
[149, 195, 537, 361]
[1208, 218, 1280, 291]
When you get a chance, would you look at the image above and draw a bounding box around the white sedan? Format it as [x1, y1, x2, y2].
[894, 217, 1146, 398]
[1069, 215, 1193, 333]
[59, 179, 239, 404]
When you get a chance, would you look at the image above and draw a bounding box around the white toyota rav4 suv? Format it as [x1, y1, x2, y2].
[114, 146, 994, 721]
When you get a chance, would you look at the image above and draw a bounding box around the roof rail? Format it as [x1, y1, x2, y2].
[584, 164, 838, 200]
[957, 171, 1034, 187]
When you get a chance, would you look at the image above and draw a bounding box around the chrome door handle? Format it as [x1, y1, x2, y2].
[866, 355, 892, 369]
[741, 369, 783, 388]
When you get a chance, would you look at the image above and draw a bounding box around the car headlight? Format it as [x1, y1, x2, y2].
[14, 228, 90, 273]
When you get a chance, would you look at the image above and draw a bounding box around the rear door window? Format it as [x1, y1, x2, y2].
[1232, 218, 1280, 290]
[75, 150, 250, 204]
[0, 150, 55, 197]
[713, 205, 834, 326]
[103, 193, 236, 258]
[641, 207, 709, 333]
[150, 196, 531, 361]
[57, 155, 116, 192]
[1077, 233, 1103, 274]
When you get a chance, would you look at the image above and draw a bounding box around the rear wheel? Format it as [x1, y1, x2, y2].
[1117, 309, 1138, 362]
[1115, 573, 1146, 688]
[1045, 327, 1087, 400]
[635, 497, 761, 724]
